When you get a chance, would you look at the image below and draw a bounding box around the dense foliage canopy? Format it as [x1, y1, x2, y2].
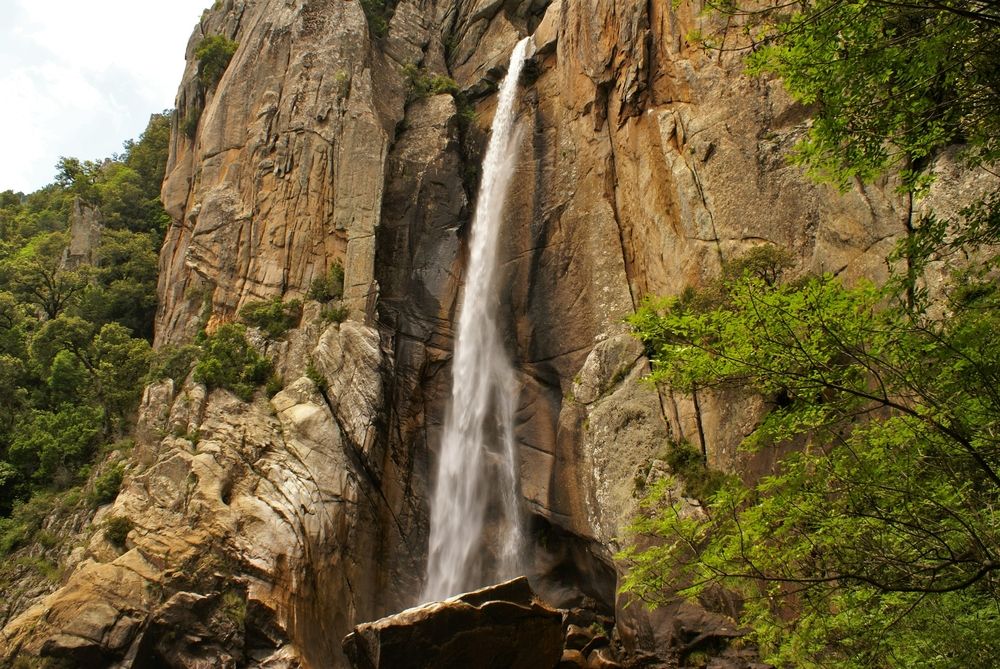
[0, 115, 169, 539]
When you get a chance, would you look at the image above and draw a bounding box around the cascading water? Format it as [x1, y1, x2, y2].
[422, 36, 535, 602]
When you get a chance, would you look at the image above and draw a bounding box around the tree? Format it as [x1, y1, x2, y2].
[194, 35, 239, 90]
[3, 232, 90, 319]
[622, 236, 1000, 666]
[193, 323, 273, 401]
[701, 0, 1000, 188]
[7, 405, 104, 486]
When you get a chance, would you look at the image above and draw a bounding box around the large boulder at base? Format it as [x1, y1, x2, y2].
[342, 577, 563, 669]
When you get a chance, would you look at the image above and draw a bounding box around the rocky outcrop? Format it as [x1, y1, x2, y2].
[342, 577, 563, 669]
[5, 0, 998, 667]
[1, 316, 386, 667]
[62, 198, 102, 269]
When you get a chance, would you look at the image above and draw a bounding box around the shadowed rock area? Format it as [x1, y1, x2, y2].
[343, 578, 563, 669]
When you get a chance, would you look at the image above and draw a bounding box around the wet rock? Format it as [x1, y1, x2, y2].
[565, 623, 592, 650]
[587, 646, 624, 669]
[560, 649, 589, 668]
[342, 578, 563, 669]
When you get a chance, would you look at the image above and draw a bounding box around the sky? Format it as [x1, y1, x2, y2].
[0, 0, 212, 193]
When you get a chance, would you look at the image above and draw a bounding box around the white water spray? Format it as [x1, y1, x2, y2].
[423, 36, 535, 602]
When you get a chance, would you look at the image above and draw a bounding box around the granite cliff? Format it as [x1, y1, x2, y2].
[2, 0, 989, 667]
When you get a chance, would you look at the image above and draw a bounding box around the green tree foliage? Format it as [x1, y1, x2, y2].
[623, 234, 1000, 665]
[0, 114, 170, 524]
[359, 0, 390, 39]
[704, 0, 1000, 187]
[307, 261, 345, 302]
[2, 232, 91, 319]
[194, 35, 239, 90]
[7, 406, 104, 486]
[193, 323, 273, 401]
[238, 297, 302, 339]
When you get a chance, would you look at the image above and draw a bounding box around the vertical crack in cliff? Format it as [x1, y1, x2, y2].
[312, 380, 411, 549]
[604, 107, 638, 311]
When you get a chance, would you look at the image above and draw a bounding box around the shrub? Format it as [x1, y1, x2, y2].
[307, 262, 345, 302]
[238, 297, 302, 339]
[193, 323, 273, 401]
[662, 440, 730, 503]
[7, 406, 104, 485]
[194, 35, 239, 90]
[403, 64, 460, 100]
[321, 301, 350, 324]
[89, 463, 124, 507]
[359, 0, 389, 39]
[265, 373, 284, 398]
[305, 361, 327, 392]
[104, 515, 133, 548]
[147, 344, 200, 385]
[183, 106, 202, 138]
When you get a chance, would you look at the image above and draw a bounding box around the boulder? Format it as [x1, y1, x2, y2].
[342, 578, 563, 669]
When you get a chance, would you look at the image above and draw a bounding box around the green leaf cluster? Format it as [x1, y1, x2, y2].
[194, 35, 239, 90]
[193, 323, 273, 401]
[623, 234, 1000, 666]
[238, 297, 302, 339]
[0, 115, 168, 532]
[403, 63, 461, 100]
[712, 0, 1000, 188]
[359, 0, 390, 39]
[307, 261, 345, 302]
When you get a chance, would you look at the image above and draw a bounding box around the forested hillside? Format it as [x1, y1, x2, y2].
[0, 113, 169, 555]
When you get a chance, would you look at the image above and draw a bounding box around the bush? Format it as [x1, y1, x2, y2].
[321, 301, 350, 324]
[147, 344, 200, 385]
[307, 262, 345, 302]
[103, 515, 133, 548]
[403, 64, 460, 100]
[238, 297, 302, 339]
[7, 406, 104, 485]
[662, 440, 731, 503]
[359, 0, 389, 39]
[305, 361, 327, 392]
[194, 35, 239, 90]
[265, 373, 284, 398]
[89, 463, 124, 507]
[193, 323, 273, 401]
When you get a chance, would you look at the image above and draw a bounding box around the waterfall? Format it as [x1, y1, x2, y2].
[422, 36, 535, 602]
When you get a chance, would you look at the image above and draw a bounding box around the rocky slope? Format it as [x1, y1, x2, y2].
[3, 0, 994, 667]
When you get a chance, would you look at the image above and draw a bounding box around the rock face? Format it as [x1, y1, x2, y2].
[342, 577, 563, 669]
[4, 0, 996, 667]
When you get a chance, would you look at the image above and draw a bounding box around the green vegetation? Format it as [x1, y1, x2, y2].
[307, 261, 345, 302]
[624, 234, 1000, 666]
[305, 360, 327, 392]
[0, 114, 170, 535]
[89, 462, 125, 507]
[403, 63, 460, 100]
[359, 0, 390, 39]
[194, 35, 239, 90]
[309, 262, 349, 324]
[622, 2, 1000, 667]
[238, 297, 302, 339]
[103, 515, 133, 548]
[193, 323, 274, 401]
[692, 1, 1000, 190]
[321, 301, 350, 324]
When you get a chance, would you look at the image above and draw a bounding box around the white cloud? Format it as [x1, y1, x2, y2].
[0, 0, 210, 193]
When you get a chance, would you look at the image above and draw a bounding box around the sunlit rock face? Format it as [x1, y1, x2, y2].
[3, 0, 993, 667]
